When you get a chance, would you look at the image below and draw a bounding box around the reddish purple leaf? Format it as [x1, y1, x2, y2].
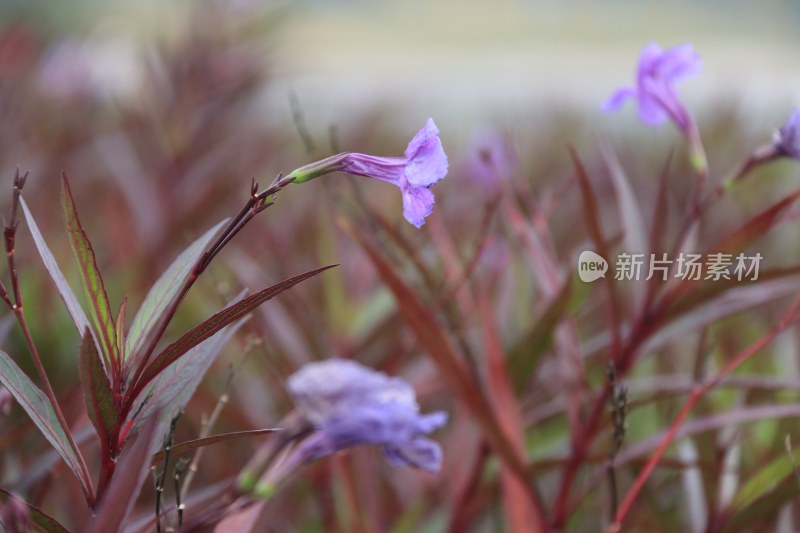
[87, 414, 160, 533]
[129, 265, 336, 403]
[125, 218, 229, 363]
[20, 197, 94, 343]
[345, 221, 533, 492]
[0, 488, 70, 533]
[78, 328, 119, 455]
[62, 174, 119, 371]
[151, 429, 280, 465]
[0, 350, 91, 498]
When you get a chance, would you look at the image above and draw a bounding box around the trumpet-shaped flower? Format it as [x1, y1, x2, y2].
[775, 108, 800, 159]
[286, 359, 447, 473]
[603, 42, 701, 131]
[286, 118, 448, 228]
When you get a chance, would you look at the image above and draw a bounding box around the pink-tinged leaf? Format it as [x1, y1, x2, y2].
[0, 488, 70, 533]
[115, 297, 127, 362]
[709, 188, 800, 257]
[130, 266, 336, 402]
[571, 148, 623, 354]
[151, 429, 280, 464]
[128, 308, 247, 430]
[480, 296, 544, 532]
[599, 138, 648, 308]
[344, 222, 536, 502]
[647, 274, 800, 352]
[87, 414, 160, 533]
[20, 197, 93, 341]
[125, 218, 229, 362]
[0, 350, 90, 497]
[214, 501, 266, 533]
[61, 175, 119, 371]
[78, 328, 119, 454]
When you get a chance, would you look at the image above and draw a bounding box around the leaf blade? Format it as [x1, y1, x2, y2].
[0, 488, 71, 533]
[0, 350, 89, 496]
[151, 429, 280, 464]
[20, 197, 92, 338]
[125, 218, 229, 362]
[78, 328, 119, 455]
[61, 175, 119, 371]
[131, 265, 336, 401]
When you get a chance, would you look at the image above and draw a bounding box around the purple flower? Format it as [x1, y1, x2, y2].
[775, 108, 800, 159]
[286, 118, 448, 228]
[603, 43, 701, 131]
[286, 359, 447, 473]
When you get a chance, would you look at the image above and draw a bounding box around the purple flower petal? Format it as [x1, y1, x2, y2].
[602, 87, 636, 112]
[404, 118, 448, 187]
[285, 119, 448, 228]
[775, 108, 800, 159]
[605, 42, 700, 132]
[401, 185, 435, 229]
[286, 359, 447, 473]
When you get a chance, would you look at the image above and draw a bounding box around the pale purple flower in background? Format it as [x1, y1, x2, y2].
[462, 128, 518, 192]
[603, 42, 702, 131]
[774, 108, 800, 159]
[286, 118, 448, 228]
[286, 359, 447, 473]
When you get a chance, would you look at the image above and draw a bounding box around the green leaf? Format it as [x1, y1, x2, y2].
[78, 328, 119, 454]
[729, 454, 795, 512]
[0, 350, 89, 496]
[20, 197, 92, 339]
[61, 174, 119, 371]
[125, 218, 228, 362]
[129, 265, 336, 403]
[0, 488, 71, 533]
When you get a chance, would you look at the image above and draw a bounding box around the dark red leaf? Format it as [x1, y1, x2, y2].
[130, 265, 336, 403]
[62, 174, 119, 372]
[78, 328, 119, 455]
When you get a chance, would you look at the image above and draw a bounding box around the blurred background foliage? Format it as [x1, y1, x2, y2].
[1, 0, 800, 531]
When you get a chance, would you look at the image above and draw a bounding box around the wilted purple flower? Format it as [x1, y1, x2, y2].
[603, 43, 701, 131]
[775, 108, 800, 159]
[286, 359, 447, 473]
[286, 118, 448, 228]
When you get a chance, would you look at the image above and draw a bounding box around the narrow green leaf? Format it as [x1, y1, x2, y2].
[0, 488, 71, 533]
[78, 328, 119, 454]
[729, 454, 796, 512]
[61, 175, 119, 370]
[20, 197, 92, 338]
[125, 218, 229, 362]
[0, 350, 89, 496]
[131, 265, 336, 402]
[151, 429, 280, 464]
